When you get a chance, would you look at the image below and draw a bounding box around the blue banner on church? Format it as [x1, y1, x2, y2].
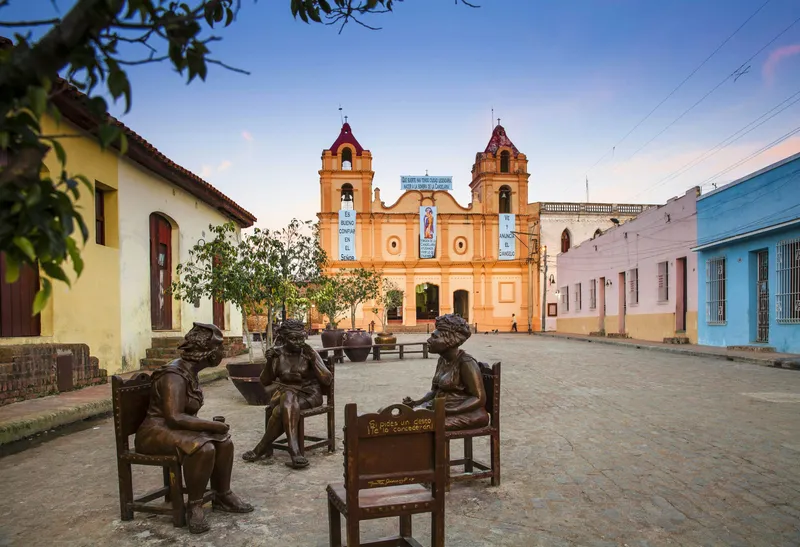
[338, 209, 356, 261]
[498, 213, 516, 260]
[419, 206, 437, 259]
[402, 176, 453, 191]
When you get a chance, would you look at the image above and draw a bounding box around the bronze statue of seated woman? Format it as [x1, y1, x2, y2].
[134, 322, 253, 534]
[401, 314, 489, 431]
[242, 319, 332, 469]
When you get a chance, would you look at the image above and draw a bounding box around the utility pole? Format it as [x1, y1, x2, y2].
[540, 246, 548, 333]
[527, 232, 533, 334]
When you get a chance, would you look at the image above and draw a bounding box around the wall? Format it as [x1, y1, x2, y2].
[0, 116, 123, 373]
[118, 159, 243, 372]
[556, 189, 699, 343]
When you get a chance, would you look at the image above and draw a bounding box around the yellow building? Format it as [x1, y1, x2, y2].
[0, 82, 255, 385]
[317, 122, 540, 332]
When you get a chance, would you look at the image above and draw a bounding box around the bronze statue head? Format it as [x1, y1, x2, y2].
[278, 319, 306, 353]
[427, 313, 471, 354]
[178, 322, 225, 367]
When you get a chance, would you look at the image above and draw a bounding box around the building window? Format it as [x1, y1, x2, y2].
[627, 268, 639, 305]
[547, 303, 558, 317]
[560, 286, 569, 312]
[95, 187, 106, 245]
[589, 279, 597, 310]
[0, 252, 42, 337]
[706, 257, 726, 325]
[341, 147, 353, 170]
[500, 150, 510, 173]
[574, 283, 582, 311]
[776, 237, 800, 323]
[340, 183, 354, 210]
[498, 185, 512, 214]
[657, 261, 669, 302]
[561, 229, 571, 253]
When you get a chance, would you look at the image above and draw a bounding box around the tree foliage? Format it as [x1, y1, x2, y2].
[373, 278, 403, 333]
[336, 267, 381, 330]
[308, 276, 347, 328]
[0, 0, 478, 314]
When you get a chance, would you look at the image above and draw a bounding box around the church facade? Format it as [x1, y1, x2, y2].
[317, 122, 538, 332]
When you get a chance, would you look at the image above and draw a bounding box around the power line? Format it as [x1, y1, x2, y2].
[582, 0, 773, 176]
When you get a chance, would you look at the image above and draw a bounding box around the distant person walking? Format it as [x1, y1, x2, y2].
[511, 314, 518, 332]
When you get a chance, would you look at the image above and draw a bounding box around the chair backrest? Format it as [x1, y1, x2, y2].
[478, 362, 501, 427]
[322, 357, 335, 404]
[342, 399, 446, 499]
[111, 373, 153, 453]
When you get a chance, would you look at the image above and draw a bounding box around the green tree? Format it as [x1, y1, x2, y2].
[373, 278, 403, 333]
[308, 276, 347, 329]
[0, 0, 478, 313]
[336, 267, 381, 330]
[271, 219, 327, 321]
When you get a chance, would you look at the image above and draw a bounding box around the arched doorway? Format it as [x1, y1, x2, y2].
[415, 283, 439, 321]
[150, 213, 173, 330]
[453, 290, 469, 322]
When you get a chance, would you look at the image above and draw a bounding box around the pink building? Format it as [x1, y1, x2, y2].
[556, 188, 699, 343]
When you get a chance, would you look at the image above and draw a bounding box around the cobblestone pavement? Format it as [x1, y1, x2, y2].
[1, 334, 799, 547]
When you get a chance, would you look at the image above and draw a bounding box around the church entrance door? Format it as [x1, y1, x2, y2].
[415, 283, 439, 321]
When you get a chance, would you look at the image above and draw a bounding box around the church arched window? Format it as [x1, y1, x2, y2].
[561, 229, 571, 253]
[341, 183, 354, 210]
[499, 185, 512, 214]
[341, 147, 353, 170]
[500, 150, 510, 173]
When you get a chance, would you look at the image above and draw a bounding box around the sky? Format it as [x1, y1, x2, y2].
[5, 0, 800, 229]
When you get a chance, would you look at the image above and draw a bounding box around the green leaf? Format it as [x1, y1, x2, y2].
[42, 261, 71, 287]
[66, 237, 84, 277]
[118, 132, 128, 155]
[98, 124, 120, 149]
[28, 86, 47, 118]
[3, 256, 20, 284]
[107, 67, 132, 113]
[32, 278, 52, 316]
[50, 138, 67, 166]
[13, 236, 36, 262]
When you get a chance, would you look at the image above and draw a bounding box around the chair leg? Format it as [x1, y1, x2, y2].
[345, 517, 360, 547]
[399, 514, 412, 537]
[117, 460, 134, 521]
[490, 432, 501, 487]
[170, 463, 186, 527]
[445, 440, 452, 492]
[464, 437, 474, 473]
[298, 417, 306, 457]
[327, 499, 342, 547]
[431, 510, 445, 547]
[327, 409, 336, 453]
[163, 466, 171, 502]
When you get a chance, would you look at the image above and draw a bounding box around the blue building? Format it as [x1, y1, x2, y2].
[694, 152, 800, 353]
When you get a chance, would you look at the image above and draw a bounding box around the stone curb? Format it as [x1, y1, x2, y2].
[533, 332, 791, 367]
[0, 367, 229, 447]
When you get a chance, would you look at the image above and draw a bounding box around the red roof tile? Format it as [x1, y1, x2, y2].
[329, 122, 364, 156]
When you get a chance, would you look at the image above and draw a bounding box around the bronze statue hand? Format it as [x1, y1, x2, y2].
[402, 396, 415, 406]
[209, 421, 230, 434]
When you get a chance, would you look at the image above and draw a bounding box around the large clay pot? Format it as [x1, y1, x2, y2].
[342, 329, 373, 362]
[226, 361, 269, 405]
[321, 327, 345, 348]
[375, 332, 397, 350]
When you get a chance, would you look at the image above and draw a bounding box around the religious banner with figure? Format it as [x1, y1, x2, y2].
[419, 206, 437, 259]
[498, 213, 516, 260]
[338, 209, 356, 261]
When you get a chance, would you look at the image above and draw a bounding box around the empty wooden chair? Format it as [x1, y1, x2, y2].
[270, 357, 336, 456]
[446, 362, 501, 487]
[326, 399, 447, 547]
[111, 373, 213, 527]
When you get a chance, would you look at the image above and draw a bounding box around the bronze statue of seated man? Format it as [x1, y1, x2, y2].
[134, 322, 253, 534]
[242, 319, 333, 469]
[401, 313, 490, 431]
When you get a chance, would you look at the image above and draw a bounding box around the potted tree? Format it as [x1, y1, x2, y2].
[337, 268, 381, 362]
[309, 277, 347, 348]
[373, 279, 404, 350]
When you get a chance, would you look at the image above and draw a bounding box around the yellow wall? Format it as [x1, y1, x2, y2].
[561, 312, 698, 343]
[0, 115, 122, 372]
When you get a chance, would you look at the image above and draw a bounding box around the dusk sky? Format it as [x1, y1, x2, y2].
[7, 0, 800, 229]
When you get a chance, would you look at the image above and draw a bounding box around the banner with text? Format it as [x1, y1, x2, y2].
[419, 206, 437, 259]
[338, 209, 356, 261]
[498, 213, 516, 260]
[401, 176, 453, 191]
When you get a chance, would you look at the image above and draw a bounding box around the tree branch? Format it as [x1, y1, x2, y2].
[207, 58, 250, 75]
[0, 19, 61, 27]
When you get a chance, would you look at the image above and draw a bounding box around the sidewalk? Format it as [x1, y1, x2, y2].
[535, 331, 800, 367]
[0, 360, 236, 447]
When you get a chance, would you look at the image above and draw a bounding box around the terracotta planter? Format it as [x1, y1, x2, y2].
[226, 361, 269, 406]
[375, 332, 397, 350]
[321, 327, 345, 348]
[342, 329, 373, 362]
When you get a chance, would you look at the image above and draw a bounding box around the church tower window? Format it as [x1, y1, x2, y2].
[561, 229, 571, 253]
[341, 147, 353, 170]
[500, 150, 510, 173]
[499, 185, 512, 214]
[341, 183, 354, 210]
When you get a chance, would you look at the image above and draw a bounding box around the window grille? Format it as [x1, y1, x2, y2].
[560, 286, 569, 312]
[657, 261, 669, 302]
[574, 283, 582, 311]
[589, 279, 597, 310]
[776, 237, 800, 323]
[627, 268, 639, 305]
[706, 257, 726, 324]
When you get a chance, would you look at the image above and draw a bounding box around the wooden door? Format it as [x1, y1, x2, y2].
[676, 257, 687, 332]
[149, 214, 172, 330]
[618, 271, 626, 334]
[0, 252, 41, 337]
[598, 277, 605, 332]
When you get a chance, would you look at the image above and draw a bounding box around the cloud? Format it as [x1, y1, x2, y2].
[241, 130, 253, 142]
[200, 165, 213, 178]
[217, 160, 232, 172]
[763, 44, 800, 85]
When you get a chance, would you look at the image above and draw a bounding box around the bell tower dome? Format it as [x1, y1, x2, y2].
[470, 123, 529, 215]
[319, 121, 374, 214]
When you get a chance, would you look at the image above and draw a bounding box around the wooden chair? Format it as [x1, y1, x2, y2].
[112, 373, 213, 527]
[326, 399, 447, 547]
[270, 358, 336, 456]
[445, 362, 501, 488]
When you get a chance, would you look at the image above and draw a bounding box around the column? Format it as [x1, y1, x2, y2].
[440, 219, 450, 261]
[440, 267, 452, 315]
[404, 270, 416, 327]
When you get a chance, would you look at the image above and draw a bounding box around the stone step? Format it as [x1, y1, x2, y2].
[140, 358, 170, 371]
[386, 324, 434, 333]
[151, 337, 184, 348]
[606, 332, 630, 339]
[145, 347, 180, 359]
[589, 331, 606, 337]
[663, 336, 691, 345]
[727, 345, 775, 353]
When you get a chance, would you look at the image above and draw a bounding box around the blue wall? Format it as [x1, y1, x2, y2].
[696, 154, 800, 353]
